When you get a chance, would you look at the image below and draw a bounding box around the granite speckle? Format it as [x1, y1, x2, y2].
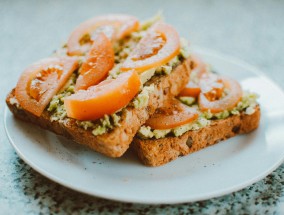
[1, 0, 284, 214]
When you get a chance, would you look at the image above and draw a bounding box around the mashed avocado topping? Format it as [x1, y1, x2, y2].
[46, 75, 157, 135]
[133, 84, 155, 109]
[47, 14, 191, 136]
[201, 91, 259, 120]
[47, 73, 122, 133]
[155, 56, 181, 75]
[109, 38, 188, 81]
[179, 96, 196, 106]
[77, 113, 121, 136]
[112, 13, 164, 65]
[138, 117, 211, 139]
[138, 91, 259, 139]
[139, 69, 156, 85]
[109, 14, 190, 82]
[47, 74, 77, 122]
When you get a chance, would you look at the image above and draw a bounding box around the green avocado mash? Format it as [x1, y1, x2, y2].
[48, 74, 76, 122]
[201, 91, 259, 120]
[138, 91, 259, 139]
[47, 14, 192, 137]
[179, 96, 196, 106]
[139, 69, 156, 85]
[77, 113, 121, 136]
[133, 84, 155, 109]
[138, 116, 211, 139]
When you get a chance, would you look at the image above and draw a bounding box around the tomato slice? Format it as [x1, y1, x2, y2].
[179, 81, 201, 97]
[198, 77, 242, 113]
[64, 71, 141, 120]
[15, 57, 79, 117]
[199, 73, 224, 101]
[67, 14, 139, 56]
[179, 55, 208, 97]
[121, 22, 180, 73]
[145, 99, 199, 130]
[75, 33, 114, 91]
[191, 55, 208, 79]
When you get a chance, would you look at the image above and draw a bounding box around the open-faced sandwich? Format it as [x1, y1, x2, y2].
[6, 14, 260, 166]
[133, 56, 261, 166]
[6, 14, 193, 158]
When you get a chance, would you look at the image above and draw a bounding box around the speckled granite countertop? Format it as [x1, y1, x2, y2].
[1, 0, 284, 214]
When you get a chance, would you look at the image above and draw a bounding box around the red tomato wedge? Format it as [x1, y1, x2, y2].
[64, 71, 141, 121]
[198, 77, 242, 113]
[67, 14, 139, 56]
[15, 57, 79, 117]
[121, 22, 180, 73]
[75, 33, 114, 91]
[145, 99, 199, 130]
[179, 55, 208, 97]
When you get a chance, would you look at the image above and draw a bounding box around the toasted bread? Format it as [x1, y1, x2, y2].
[133, 106, 260, 166]
[6, 57, 192, 158]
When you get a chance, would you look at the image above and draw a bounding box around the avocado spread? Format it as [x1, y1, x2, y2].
[77, 113, 121, 136]
[201, 91, 259, 120]
[47, 14, 191, 136]
[133, 84, 155, 109]
[138, 91, 259, 139]
[138, 116, 211, 139]
[48, 73, 77, 122]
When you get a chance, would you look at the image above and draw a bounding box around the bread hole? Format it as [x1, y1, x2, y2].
[163, 88, 169, 96]
[186, 137, 193, 148]
[232, 125, 240, 134]
[190, 60, 195, 69]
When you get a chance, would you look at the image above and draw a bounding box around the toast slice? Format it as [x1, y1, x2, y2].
[133, 106, 260, 166]
[6, 57, 192, 158]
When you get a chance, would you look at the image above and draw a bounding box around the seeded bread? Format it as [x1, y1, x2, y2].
[133, 106, 261, 166]
[6, 57, 192, 158]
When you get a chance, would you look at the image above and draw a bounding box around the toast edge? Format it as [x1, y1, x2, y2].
[132, 106, 261, 166]
[6, 57, 192, 158]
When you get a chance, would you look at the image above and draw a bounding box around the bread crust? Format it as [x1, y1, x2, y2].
[133, 106, 261, 166]
[6, 58, 192, 158]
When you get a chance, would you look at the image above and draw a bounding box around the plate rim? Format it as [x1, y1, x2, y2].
[4, 48, 284, 204]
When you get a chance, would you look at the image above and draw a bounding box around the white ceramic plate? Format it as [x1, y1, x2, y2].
[4, 49, 284, 204]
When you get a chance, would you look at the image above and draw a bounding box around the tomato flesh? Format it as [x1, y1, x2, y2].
[145, 99, 199, 130]
[15, 57, 79, 116]
[198, 76, 242, 113]
[179, 81, 201, 97]
[179, 55, 208, 97]
[199, 73, 224, 101]
[64, 71, 141, 120]
[121, 22, 180, 73]
[67, 14, 139, 56]
[75, 33, 114, 91]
